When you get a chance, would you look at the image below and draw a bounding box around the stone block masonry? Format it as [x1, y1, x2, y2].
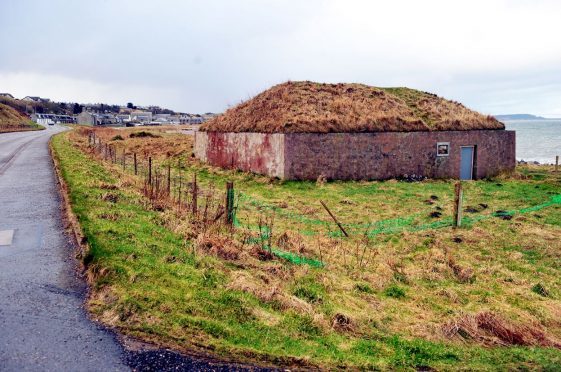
[195, 130, 515, 180]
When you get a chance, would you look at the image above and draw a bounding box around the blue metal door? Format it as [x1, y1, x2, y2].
[460, 146, 474, 180]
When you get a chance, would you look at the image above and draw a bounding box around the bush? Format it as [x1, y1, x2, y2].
[111, 135, 124, 141]
[531, 283, 549, 297]
[383, 284, 406, 299]
[129, 131, 160, 138]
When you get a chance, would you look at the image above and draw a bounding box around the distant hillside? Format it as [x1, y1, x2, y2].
[0, 103, 39, 132]
[494, 114, 547, 121]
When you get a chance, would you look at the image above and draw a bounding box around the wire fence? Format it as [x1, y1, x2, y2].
[80, 129, 561, 267]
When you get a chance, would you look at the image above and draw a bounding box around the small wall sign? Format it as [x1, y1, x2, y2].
[437, 142, 450, 156]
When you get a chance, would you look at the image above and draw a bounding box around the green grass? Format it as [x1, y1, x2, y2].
[51, 131, 561, 369]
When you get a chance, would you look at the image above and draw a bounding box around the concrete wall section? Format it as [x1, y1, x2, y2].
[194, 131, 285, 178]
[193, 131, 209, 162]
[283, 130, 515, 180]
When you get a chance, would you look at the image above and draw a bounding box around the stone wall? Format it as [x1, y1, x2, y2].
[195, 130, 515, 180]
[194, 131, 285, 178]
[284, 130, 515, 180]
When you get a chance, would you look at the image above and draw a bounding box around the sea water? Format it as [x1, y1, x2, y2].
[504, 120, 561, 164]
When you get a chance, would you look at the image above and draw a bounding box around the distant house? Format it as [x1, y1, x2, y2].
[153, 113, 180, 125]
[77, 112, 118, 126]
[116, 114, 131, 123]
[32, 113, 76, 125]
[179, 114, 204, 125]
[169, 115, 181, 124]
[22, 96, 50, 103]
[0, 93, 14, 99]
[130, 111, 153, 123]
[77, 112, 96, 126]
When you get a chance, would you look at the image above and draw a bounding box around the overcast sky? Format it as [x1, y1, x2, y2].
[1, 0, 561, 116]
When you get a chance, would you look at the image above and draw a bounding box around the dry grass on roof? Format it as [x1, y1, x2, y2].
[201, 81, 504, 133]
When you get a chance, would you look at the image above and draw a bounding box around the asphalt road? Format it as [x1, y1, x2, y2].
[0, 125, 262, 371]
[0, 125, 128, 371]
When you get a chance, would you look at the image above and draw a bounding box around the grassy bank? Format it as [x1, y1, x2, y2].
[51, 128, 561, 369]
[0, 102, 44, 133]
[0, 122, 44, 133]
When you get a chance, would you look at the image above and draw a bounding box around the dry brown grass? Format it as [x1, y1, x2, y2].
[0, 103, 32, 131]
[75, 125, 194, 158]
[201, 81, 504, 133]
[443, 311, 561, 348]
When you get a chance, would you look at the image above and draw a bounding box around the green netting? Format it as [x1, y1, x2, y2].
[234, 191, 561, 268]
[238, 191, 428, 231]
[235, 219, 324, 268]
[270, 249, 324, 268]
[238, 192, 330, 227]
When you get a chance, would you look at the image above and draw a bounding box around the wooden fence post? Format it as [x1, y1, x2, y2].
[133, 153, 138, 175]
[122, 148, 126, 170]
[148, 157, 152, 186]
[453, 181, 463, 227]
[192, 174, 197, 215]
[226, 181, 234, 225]
[556, 155, 559, 173]
[178, 174, 182, 210]
[167, 164, 171, 196]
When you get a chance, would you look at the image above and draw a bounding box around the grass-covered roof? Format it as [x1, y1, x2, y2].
[201, 81, 504, 133]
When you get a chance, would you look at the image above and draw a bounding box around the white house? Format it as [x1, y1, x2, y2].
[22, 96, 50, 103]
[130, 111, 153, 123]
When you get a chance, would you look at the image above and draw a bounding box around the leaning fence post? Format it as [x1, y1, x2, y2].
[453, 181, 463, 227]
[226, 181, 234, 225]
[320, 200, 349, 237]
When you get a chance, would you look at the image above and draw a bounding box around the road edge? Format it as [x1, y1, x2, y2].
[48, 132, 281, 371]
[49, 133, 90, 266]
[0, 125, 46, 134]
